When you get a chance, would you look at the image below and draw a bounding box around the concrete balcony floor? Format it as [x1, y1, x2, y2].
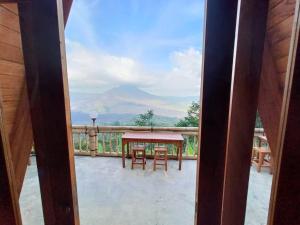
[20, 156, 272, 225]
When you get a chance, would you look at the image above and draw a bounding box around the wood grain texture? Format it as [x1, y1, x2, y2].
[0, 5, 19, 32]
[18, 0, 80, 224]
[268, 1, 300, 225]
[0, 25, 21, 48]
[221, 1, 269, 225]
[267, 0, 296, 30]
[0, 95, 22, 225]
[258, 42, 283, 160]
[0, 4, 33, 198]
[195, 1, 238, 225]
[0, 0, 73, 197]
[9, 84, 33, 195]
[268, 1, 300, 224]
[258, 0, 296, 160]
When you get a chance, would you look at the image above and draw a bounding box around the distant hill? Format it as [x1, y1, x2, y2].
[70, 85, 198, 125]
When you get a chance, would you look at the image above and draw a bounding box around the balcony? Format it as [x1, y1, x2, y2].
[20, 126, 271, 225]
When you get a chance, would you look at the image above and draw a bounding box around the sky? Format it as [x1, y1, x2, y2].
[65, 0, 204, 97]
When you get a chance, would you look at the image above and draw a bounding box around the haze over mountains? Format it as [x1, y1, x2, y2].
[70, 85, 198, 125]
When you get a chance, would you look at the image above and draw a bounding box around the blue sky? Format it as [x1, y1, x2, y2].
[65, 0, 204, 96]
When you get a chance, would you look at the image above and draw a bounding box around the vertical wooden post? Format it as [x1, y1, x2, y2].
[221, 1, 269, 225]
[195, 1, 238, 225]
[89, 128, 97, 157]
[268, 1, 300, 225]
[0, 101, 22, 225]
[18, 0, 80, 225]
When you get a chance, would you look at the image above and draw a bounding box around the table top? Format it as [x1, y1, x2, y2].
[122, 132, 184, 141]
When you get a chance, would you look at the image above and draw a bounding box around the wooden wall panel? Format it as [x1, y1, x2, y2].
[0, 96, 22, 225]
[0, 4, 24, 138]
[258, 0, 296, 159]
[0, 6, 19, 32]
[0, 3, 33, 196]
[268, 1, 300, 224]
[0, 0, 73, 195]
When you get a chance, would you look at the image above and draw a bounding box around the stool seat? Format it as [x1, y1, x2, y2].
[131, 146, 146, 170]
[154, 147, 168, 171]
[252, 147, 272, 174]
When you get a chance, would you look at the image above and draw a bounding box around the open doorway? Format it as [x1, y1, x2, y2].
[7, 0, 280, 224]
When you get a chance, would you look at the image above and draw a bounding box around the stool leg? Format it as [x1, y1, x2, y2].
[143, 150, 145, 170]
[258, 152, 264, 172]
[154, 152, 156, 171]
[131, 150, 134, 169]
[165, 152, 167, 171]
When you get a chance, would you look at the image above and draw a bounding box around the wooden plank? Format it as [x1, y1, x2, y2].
[9, 84, 33, 195]
[0, 42, 23, 64]
[0, 60, 24, 75]
[0, 5, 20, 32]
[0, 96, 22, 225]
[0, 24, 21, 48]
[269, 0, 284, 9]
[221, 1, 269, 225]
[271, 37, 292, 59]
[18, 0, 80, 224]
[268, 1, 300, 224]
[195, 1, 238, 225]
[267, 0, 296, 30]
[267, 15, 293, 45]
[275, 55, 289, 73]
[1, 3, 18, 15]
[0, 1, 17, 3]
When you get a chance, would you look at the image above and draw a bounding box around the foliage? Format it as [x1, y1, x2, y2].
[176, 101, 200, 127]
[255, 111, 263, 128]
[134, 110, 155, 126]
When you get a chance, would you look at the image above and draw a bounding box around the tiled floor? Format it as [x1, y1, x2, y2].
[20, 156, 272, 225]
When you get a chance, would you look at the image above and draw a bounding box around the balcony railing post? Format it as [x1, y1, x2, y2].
[89, 127, 97, 157]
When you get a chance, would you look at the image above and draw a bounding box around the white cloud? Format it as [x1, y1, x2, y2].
[66, 40, 201, 96]
[147, 48, 201, 96]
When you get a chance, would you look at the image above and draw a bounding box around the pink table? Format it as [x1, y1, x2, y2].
[121, 132, 184, 170]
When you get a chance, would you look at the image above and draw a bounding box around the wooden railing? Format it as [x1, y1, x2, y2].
[72, 126, 265, 160]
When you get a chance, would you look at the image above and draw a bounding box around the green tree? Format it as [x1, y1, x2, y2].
[135, 110, 155, 126]
[112, 121, 121, 126]
[176, 101, 200, 127]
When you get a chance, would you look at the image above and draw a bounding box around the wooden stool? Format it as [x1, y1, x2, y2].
[252, 147, 272, 174]
[131, 146, 146, 170]
[154, 147, 168, 171]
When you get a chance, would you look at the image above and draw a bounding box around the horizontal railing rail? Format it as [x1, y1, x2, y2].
[72, 126, 265, 160]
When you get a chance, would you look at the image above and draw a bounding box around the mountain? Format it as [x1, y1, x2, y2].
[70, 85, 198, 125]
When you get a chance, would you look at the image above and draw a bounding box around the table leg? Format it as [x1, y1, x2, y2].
[122, 140, 125, 168]
[179, 142, 183, 170]
[126, 142, 130, 158]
